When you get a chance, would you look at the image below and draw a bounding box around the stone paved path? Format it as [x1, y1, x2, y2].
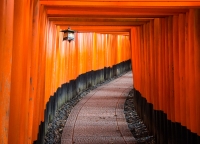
[61, 71, 136, 144]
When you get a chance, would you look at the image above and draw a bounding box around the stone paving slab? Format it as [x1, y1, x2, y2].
[61, 72, 136, 144]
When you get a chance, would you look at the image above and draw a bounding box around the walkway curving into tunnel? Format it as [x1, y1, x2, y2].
[61, 71, 135, 144]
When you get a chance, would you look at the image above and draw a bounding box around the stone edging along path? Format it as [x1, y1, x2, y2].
[61, 71, 135, 144]
[45, 71, 155, 144]
[44, 71, 131, 144]
[124, 89, 155, 144]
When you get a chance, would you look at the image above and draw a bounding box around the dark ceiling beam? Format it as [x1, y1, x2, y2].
[49, 17, 152, 22]
[46, 8, 188, 18]
[97, 32, 130, 35]
[59, 26, 132, 33]
[51, 17, 150, 26]
[54, 21, 146, 26]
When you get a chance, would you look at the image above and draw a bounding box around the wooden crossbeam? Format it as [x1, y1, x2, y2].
[40, 1, 200, 7]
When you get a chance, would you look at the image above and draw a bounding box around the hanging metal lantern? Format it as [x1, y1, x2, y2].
[60, 27, 75, 42]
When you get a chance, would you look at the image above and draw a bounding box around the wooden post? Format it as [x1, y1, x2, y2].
[0, 0, 14, 143]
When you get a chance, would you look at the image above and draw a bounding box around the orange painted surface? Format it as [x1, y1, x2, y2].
[185, 11, 190, 130]
[153, 18, 160, 111]
[168, 16, 175, 122]
[0, 0, 14, 143]
[47, 9, 187, 19]
[161, 18, 166, 114]
[0, 1, 131, 143]
[146, 22, 150, 104]
[194, 9, 200, 136]
[188, 9, 196, 133]
[40, 1, 200, 7]
[131, 8, 200, 135]
[164, 17, 169, 117]
[178, 13, 186, 127]
[173, 15, 180, 123]
[149, 20, 154, 105]
[1, 0, 200, 143]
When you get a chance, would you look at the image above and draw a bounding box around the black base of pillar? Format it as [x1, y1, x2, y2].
[133, 89, 200, 144]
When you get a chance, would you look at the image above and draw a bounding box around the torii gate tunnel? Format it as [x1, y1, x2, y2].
[0, 0, 200, 144]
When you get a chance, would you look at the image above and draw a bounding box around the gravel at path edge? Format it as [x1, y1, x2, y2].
[44, 72, 127, 144]
[124, 89, 155, 144]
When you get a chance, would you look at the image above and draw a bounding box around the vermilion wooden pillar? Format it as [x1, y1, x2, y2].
[130, 28, 135, 86]
[136, 27, 141, 91]
[147, 21, 152, 132]
[35, 6, 47, 141]
[161, 17, 166, 115]
[153, 18, 160, 111]
[143, 24, 146, 99]
[29, 2, 43, 142]
[160, 18, 166, 144]
[135, 27, 139, 91]
[19, 1, 31, 141]
[164, 17, 169, 119]
[165, 16, 170, 143]
[194, 9, 200, 137]
[140, 25, 144, 97]
[153, 19, 160, 142]
[160, 18, 165, 113]
[146, 22, 150, 103]
[8, 0, 26, 142]
[157, 17, 163, 144]
[0, 0, 14, 143]
[184, 11, 190, 134]
[178, 13, 187, 143]
[173, 15, 180, 124]
[149, 20, 154, 107]
[31, 5, 48, 142]
[134, 29, 139, 90]
[168, 16, 175, 123]
[188, 9, 196, 134]
[178, 13, 186, 127]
